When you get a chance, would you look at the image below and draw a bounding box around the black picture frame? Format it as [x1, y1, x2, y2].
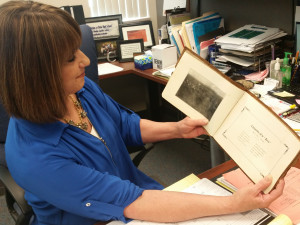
[117, 39, 144, 62]
[119, 21, 155, 49]
[85, 14, 122, 40]
[95, 39, 118, 61]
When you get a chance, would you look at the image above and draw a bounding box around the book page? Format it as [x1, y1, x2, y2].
[162, 49, 244, 135]
[214, 92, 300, 193]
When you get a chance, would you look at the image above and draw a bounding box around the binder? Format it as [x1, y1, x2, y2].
[61, 5, 85, 25]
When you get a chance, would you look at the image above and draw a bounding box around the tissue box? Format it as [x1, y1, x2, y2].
[152, 44, 177, 70]
[134, 54, 153, 70]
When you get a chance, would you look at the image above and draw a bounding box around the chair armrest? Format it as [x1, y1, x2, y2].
[131, 143, 155, 167]
[0, 166, 33, 215]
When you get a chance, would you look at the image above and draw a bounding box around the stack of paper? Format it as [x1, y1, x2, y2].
[214, 24, 287, 71]
[215, 24, 286, 53]
[152, 65, 175, 78]
[218, 167, 300, 224]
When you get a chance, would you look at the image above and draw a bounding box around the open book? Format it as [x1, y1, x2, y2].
[162, 48, 300, 193]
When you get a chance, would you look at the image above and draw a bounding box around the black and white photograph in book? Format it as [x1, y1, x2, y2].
[175, 68, 224, 120]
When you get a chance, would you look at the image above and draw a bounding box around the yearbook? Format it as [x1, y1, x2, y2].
[162, 48, 300, 193]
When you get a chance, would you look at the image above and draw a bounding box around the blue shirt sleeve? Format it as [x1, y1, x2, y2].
[9, 138, 143, 223]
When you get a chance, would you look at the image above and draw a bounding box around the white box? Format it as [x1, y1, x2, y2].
[152, 44, 177, 70]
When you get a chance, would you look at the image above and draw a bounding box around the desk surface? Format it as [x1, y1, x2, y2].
[199, 158, 300, 180]
[98, 61, 168, 85]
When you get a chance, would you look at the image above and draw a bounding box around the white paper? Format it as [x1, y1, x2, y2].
[215, 24, 280, 46]
[97, 63, 124, 76]
[218, 55, 254, 67]
[283, 118, 300, 136]
[215, 25, 287, 53]
[163, 0, 186, 11]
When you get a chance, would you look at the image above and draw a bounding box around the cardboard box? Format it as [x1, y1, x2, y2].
[152, 44, 177, 70]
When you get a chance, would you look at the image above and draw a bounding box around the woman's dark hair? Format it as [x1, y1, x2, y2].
[0, 1, 81, 123]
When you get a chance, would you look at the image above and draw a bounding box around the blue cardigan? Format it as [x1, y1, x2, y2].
[5, 78, 163, 225]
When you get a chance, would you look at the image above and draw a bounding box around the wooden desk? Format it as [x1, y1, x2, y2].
[98, 61, 168, 85]
[199, 158, 300, 180]
[98, 61, 169, 121]
[95, 158, 300, 225]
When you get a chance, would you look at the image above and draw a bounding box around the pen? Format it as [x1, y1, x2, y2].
[294, 129, 300, 131]
[281, 107, 298, 117]
[295, 50, 299, 64]
[291, 64, 299, 82]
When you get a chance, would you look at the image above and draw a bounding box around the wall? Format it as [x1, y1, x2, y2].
[156, 0, 166, 30]
[0, 0, 92, 16]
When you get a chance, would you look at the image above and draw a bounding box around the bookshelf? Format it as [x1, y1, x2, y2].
[195, 0, 295, 35]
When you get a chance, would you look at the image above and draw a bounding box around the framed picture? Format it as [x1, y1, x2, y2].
[95, 39, 118, 61]
[117, 39, 144, 62]
[85, 14, 122, 40]
[119, 21, 155, 49]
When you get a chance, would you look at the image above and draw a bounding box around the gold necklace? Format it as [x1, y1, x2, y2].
[64, 95, 88, 130]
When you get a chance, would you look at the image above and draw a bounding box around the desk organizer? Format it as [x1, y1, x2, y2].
[134, 54, 153, 70]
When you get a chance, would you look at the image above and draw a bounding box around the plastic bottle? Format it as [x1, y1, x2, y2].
[281, 52, 292, 87]
[274, 58, 283, 88]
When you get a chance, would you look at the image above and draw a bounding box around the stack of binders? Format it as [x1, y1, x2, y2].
[167, 11, 224, 58]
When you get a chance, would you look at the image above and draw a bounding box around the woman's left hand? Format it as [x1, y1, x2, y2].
[140, 117, 209, 143]
[176, 117, 209, 139]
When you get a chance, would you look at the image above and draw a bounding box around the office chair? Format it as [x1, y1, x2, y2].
[0, 102, 34, 225]
[79, 24, 99, 84]
[79, 24, 154, 167]
[0, 106, 152, 225]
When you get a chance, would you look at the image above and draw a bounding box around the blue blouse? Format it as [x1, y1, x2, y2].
[5, 78, 163, 225]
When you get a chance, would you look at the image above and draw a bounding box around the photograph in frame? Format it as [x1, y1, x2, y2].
[117, 39, 144, 62]
[120, 21, 155, 49]
[95, 39, 118, 61]
[85, 14, 122, 40]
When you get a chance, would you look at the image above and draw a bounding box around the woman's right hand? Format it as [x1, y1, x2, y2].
[231, 175, 285, 213]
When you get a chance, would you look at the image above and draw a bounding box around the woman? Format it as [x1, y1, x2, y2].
[0, 1, 284, 225]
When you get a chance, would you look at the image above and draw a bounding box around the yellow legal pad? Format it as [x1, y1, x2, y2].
[164, 173, 200, 192]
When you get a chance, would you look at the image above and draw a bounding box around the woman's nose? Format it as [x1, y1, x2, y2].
[79, 50, 90, 68]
